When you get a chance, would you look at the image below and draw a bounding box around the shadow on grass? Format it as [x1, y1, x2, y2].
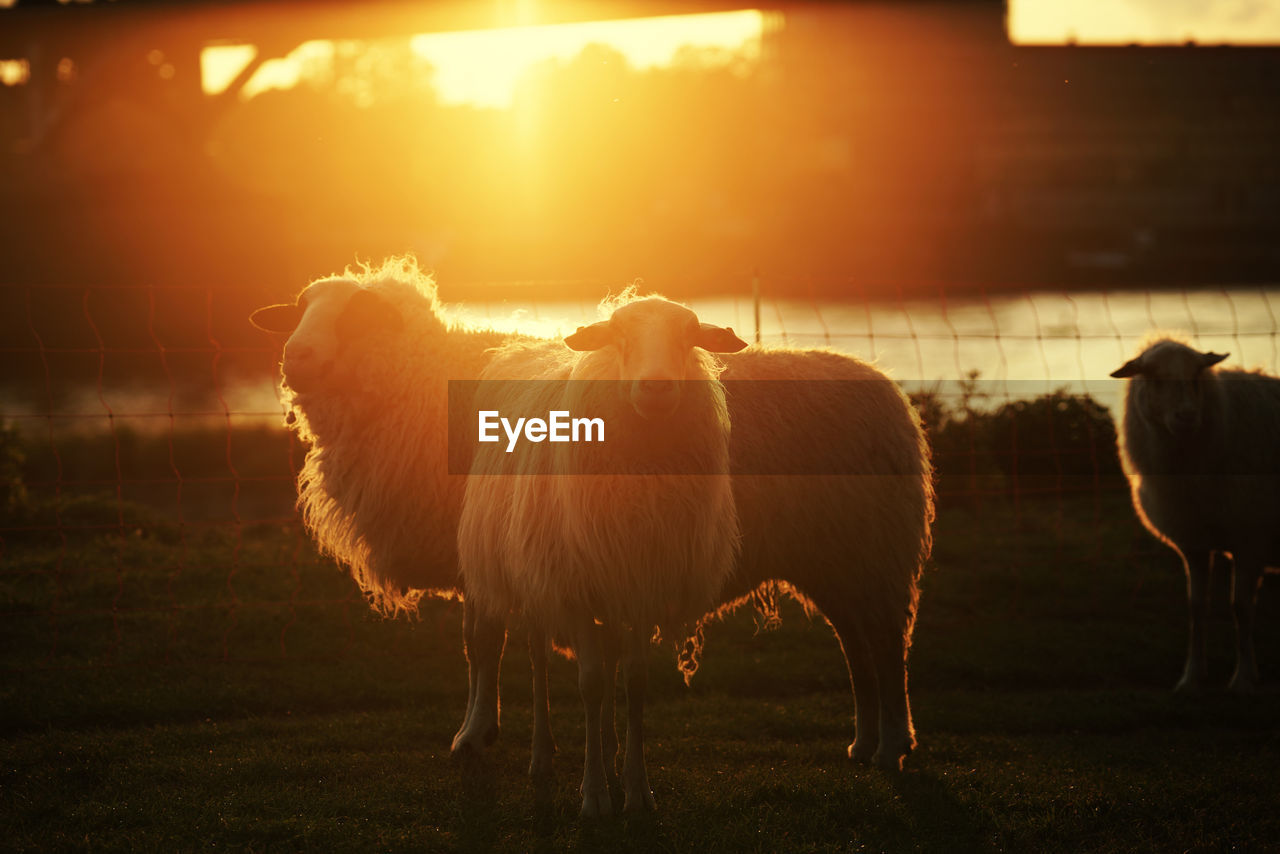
[576, 811, 672, 854]
[891, 767, 996, 852]
[524, 757, 676, 854]
[454, 750, 500, 852]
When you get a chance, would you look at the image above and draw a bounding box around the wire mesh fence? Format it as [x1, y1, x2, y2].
[2, 280, 1278, 672]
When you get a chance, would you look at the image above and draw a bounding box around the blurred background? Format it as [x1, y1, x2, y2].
[2, 0, 1278, 292]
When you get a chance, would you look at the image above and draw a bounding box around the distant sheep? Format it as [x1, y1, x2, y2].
[249, 257, 538, 756]
[1112, 336, 1280, 692]
[459, 295, 746, 816]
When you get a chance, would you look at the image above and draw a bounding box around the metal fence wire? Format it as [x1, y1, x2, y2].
[2, 280, 1278, 670]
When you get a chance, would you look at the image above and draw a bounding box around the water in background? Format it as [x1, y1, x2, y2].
[6, 285, 1276, 523]
[447, 286, 1280, 416]
[6, 286, 1279, 430]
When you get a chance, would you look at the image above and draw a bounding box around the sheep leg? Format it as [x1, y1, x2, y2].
[868, 622, 914, 772]
[601, 632, 622, 796]
[451, 604, 505, 755]
[824, 609, 881, 763]
[1228, 554, 1264, 693]
[452, 601, 482, 751]
[528, 629, 556, 778]
[1175, 549, 1212, 694]
[621, 626, 657, 813]
[573, 619, 614, 818]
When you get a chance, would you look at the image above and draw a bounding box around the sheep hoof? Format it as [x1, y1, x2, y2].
[1227, 673, 1259, 694]
[848, 740, 877, 764]
[872, 749, 905, 773]
[579, 786, 614, 819]
[449, 739, 478, 760]
[450, 721, 499, 757]
[623, 789, 657, 814]
[528, 744, 556, 779]
[1173, 675, 1204, 695]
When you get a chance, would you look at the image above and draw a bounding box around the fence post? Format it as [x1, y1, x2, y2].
[752, 268, 761, 345]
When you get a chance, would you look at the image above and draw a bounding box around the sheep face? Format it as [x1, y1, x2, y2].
[564, 297, 747, 419]
[251, 278, 404, 401]
[1111, 340, 1228, 436]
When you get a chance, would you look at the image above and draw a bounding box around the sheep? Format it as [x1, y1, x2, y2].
[248, 256, 546, 758]
[252, 259, 934, 779]
[695, 345, 935, 772]
[458, 294, 747, 817]
[1111, 336, 1280, 692]
[465, 323, 934, 781]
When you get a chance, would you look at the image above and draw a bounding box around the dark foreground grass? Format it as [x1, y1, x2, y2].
[3, 493, 1279, 852]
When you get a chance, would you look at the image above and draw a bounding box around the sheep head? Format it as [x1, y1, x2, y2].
[565, 297, 746, 420]
[251, 278, 404, 400]
[1111, 339, 1228, 436]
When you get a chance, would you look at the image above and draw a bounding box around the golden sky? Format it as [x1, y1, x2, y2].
[1010, 0, 1280, 44]
[201, 10, 769, 106]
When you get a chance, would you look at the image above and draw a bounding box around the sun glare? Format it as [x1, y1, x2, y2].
[199, 9, 768, 106]
[410, 9, 767, 108]
[200, 44, 256, 95]
[1010, 0, 1280, 44]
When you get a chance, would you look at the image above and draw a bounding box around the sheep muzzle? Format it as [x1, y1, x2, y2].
[631, 378, 681, 419]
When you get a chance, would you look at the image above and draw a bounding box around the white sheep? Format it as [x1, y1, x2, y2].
[1111, 336, 1280, 692]
[458, 295, 746, 817]
[248, 257, 546, 758]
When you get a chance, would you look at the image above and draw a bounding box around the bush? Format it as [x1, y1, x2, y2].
[912, 377, 1123, 505]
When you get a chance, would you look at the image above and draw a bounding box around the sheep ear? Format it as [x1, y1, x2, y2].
[694, 323, 749, 353]
[250, 303, 303, 334]
[1200, 351, 1228, 370]
[337, 289, 402, 340]
[564, 321, 614, 351]
[1110, 357, 1144, 379]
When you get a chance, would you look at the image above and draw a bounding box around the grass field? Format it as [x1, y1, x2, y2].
[3, 491, 1279, 852]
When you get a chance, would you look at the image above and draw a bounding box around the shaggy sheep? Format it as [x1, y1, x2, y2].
[248, 257, 541, 757]
[703, 345, 935, 771]
[458, 295, 746, 816]
[252, 259, 934, 780]
[456, 332, 935, 777]
[1111, 336, 1280, 692]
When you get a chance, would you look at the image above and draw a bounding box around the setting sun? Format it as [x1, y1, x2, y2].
[409, 9, 768, 108]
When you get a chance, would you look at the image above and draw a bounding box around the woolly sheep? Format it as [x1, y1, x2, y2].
[462, 331, 937, 776]
[1111, 336, 1280, 692]
[458, 295, 747, 816]
[703, 345, 935, 771]
[458, 325, 931, 773]
[252, 260, 934, 777]
[248, 257, 541, 757]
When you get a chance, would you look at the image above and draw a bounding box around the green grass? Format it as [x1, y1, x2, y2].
[3, 492, 1279, 852]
